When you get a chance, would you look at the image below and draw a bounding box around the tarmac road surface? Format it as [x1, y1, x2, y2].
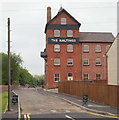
[14, 88, 85, 114]
[14, 88, 118, 119]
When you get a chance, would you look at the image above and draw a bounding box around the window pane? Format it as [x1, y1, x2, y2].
[67, 45, 73, 52]
[54, 30, 60, 37]
[83, 45, 89, 52]
[68, 73, 72, 77]
[61, 18, 66, 25]
[54, 73, 60, 82]
[96, 58, 101, 65]
[67, 30, 73, 37]
[84, 73, 89, 80]
[54, 59, 60, 65]
[54, 44, 60, 52]
[84, 58, 89, 65]
[96, 45, 101, 52]
[67, 59, 73, 65]
[96, 74, 101, 79]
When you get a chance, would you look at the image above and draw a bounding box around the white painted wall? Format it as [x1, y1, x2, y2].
[107, 34, 118, 85]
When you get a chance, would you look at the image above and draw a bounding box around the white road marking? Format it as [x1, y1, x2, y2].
[65, 115, 75, 120]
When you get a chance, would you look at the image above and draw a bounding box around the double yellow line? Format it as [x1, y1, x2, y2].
[24, 114, 30, 119]
[87, 112, 119, 118]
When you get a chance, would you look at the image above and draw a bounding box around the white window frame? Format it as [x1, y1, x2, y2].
[67, 58, 73, 66]
[95, 45, 101, 52]
[67, 73, 73, 80]
[54, 30, 60, 37]
[84, 73, 89, 80]
[54, 44, 60, 52]
[54, 58, 60, 66]
[54, 73, 60, 82]
[67, 44, 73, 52]
[61, 18, 66, 25]
[96, 58, 101, 65]
[96, 74, 101, 80]
[84, 58, 89, 65]
[83, 45, 89, 52]
[67, 30, 73, 37]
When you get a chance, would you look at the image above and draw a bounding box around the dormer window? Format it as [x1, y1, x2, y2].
[61, 18, 66, 25]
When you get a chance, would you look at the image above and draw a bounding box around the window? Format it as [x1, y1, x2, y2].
[83, 58, 89, 65]
[95, 45, 101, 52]
[54, 44, 60, 52]
[96, 58, 101, 65]
[61, 18, 66, 25]
[67, 44, 73, 52]
[84, 73, 89, 80]
[83, 45, 89, 52]
[106, 45, 111, 52]
[67, 59, 73, 66]
[54, 30, 60, 37]
[67, 73, 73, 80]
[67, 30, 73, 37]
[96, 74, 101, 80]
[54, 58, 60, 66]
[54, 73, 60, 82]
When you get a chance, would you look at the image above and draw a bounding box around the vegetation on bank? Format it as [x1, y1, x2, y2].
[0, 92, 8, 113]
[1, 52, 44, 87]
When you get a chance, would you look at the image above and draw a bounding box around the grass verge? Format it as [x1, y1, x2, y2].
[0, 92, 8, 113]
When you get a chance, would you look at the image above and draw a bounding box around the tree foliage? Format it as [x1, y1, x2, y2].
[1, 52, 44, 86]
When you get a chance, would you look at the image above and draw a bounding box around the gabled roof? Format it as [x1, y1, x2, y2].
[45, 8, 81, 33]
[80, 32, 115, 43]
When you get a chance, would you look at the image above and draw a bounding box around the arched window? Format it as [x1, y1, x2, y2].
[96, 58, 101, 65]
[67, 44, 73, 52]
[67, 30, 73, 37]
[54, 44, 60, 52]
[83, 45, 89, 52]
[61, 18, 66, 25]
[54, 30, 60, 37]
[84, 58, 89, 65]
[95, 45, 101, 52]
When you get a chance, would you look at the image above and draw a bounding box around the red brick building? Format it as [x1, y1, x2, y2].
[41, 7, 114, 88]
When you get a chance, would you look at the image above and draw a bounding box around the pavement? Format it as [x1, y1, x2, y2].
[45, 88, 119, 116]
[2, 91, 18, 120]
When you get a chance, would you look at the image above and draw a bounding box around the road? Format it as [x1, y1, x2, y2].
[14, 88, 116, 119]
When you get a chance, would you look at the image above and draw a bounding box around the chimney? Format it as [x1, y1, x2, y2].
[47, 7, 51, 22]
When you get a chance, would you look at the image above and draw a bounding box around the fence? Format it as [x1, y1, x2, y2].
[58, 81, 119, 108]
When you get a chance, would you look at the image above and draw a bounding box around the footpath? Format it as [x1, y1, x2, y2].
[45, 88, 119, 117]
[2, 91, 19, 120]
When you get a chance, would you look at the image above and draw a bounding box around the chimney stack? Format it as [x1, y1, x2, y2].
[47, 7, 51, 22]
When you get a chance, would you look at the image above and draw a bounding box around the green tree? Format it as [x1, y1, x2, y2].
[2, 53, 22, 85]
[33, 75, 44, 87]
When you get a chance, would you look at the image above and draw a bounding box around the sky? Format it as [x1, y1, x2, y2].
[0, 0, 118, 76]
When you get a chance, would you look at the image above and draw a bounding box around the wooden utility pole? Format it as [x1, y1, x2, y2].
[8, 18, 11, 111]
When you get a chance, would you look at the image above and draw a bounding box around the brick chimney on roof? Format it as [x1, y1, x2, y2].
[47, 7, 51, 22]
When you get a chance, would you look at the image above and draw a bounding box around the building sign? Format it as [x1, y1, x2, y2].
[48, 38, 79, 44]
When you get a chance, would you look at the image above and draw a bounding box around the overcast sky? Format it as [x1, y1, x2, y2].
[0, 0, 118, 76]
